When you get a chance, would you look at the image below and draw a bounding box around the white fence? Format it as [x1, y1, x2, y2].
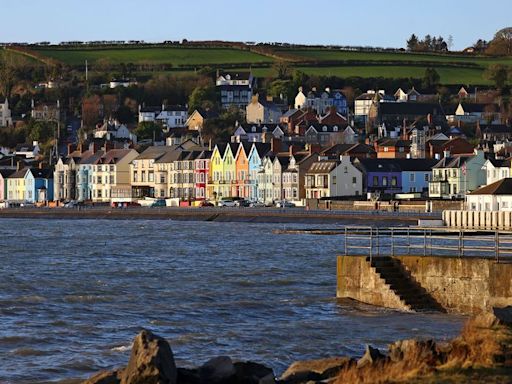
[443, 210, 512, 230]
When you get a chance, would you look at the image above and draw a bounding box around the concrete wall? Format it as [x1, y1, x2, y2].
[443, 210, 512, 230]
[337, 255, 512, 314]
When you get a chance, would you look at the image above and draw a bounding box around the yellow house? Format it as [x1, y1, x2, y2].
[7, 167, 29, 202]
[207, 143, 225, 201]
[223, 143, 237, 198]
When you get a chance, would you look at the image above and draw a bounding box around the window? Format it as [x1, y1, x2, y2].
[352, 177, 356, 184]
[373, 176, 379, 185]
[110, 175, 114, 184]
[382, 177, 388, 186]
[409, 173, 415, 182]
[391, 176, 397, 187]
[344, 166, 348, 173]
[424, 173, 429, 182]
[332, 176, 336, 185]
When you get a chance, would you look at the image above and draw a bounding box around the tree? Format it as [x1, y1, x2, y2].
[268, 79, 293, 102]
[406, 34, 419, 51]
[133, 121, 162, 141]
[484, 64, 511, 89]
[187, 85, 217, 113]
[422, 68, 441, 89]
[272, 60, 291, 80]
[486, 27, 512, 56]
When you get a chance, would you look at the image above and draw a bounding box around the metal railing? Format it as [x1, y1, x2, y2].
[343, 226, 512, 263]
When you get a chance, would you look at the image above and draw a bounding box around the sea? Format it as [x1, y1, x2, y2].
[0, 218, 465, 383]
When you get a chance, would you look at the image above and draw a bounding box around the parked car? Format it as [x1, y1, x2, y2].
[275, 200, 296, 208]
[248, 200, 265, 207]
[217, 198, 236, 207]
[234, 199, 250, 207]
[150, 199, 166, 207]
[199, 200, 215, 207]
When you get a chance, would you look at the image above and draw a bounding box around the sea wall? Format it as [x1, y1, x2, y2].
[443, 209, 512, 230]
[337, 255, 512, 314]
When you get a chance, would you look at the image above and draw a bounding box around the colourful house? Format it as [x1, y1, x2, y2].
[248, 143, 271, 201]
[0, 170, 14, 201]
[25, 168, 54, 203]
[7, 167, 29, 202]
[234, 143, 251, 198]
[207, 143, 226, 201]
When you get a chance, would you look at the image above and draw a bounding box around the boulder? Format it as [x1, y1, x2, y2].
[120, 329, 177, 384]
[176, 367, 200, 384]
[388, 339, 440, 365]
[234, 361, 275, 383]
[356, 345, 386, 368]
[199, 356, 236, 383]
[279, 357, 353, 383]
[83, 369, 122, 384]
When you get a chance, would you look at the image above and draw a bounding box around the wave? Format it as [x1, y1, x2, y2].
[110, 343, 133, 352]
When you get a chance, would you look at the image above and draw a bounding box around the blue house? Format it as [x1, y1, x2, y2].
[399, 159, 438, 194]
[332, 90, 348, 116]
[355, 158, 438, 197]
[25, 168, 53, 203]
[247, 142, 271, 201]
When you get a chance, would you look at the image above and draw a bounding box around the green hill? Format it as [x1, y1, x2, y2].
[17, 44, 512, 85]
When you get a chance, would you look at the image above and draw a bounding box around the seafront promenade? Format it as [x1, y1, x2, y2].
[0, 206, 440, 224]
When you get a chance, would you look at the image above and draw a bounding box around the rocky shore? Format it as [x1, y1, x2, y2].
[83, 308, 512, 384]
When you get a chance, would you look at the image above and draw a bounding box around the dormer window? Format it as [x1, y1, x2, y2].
[322, 126, 327, 132]
[333, 126, 338, 132]
[252, 126, 256, 132]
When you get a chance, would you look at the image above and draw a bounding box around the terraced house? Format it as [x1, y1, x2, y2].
[91, 149, 138, 202]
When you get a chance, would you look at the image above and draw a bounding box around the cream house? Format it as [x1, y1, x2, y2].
[91, 149, 138, 202]
[305, 156, 363, 199]
[482, 158, 510, 185]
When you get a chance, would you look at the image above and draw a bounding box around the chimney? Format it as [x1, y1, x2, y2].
[443, 149, 451, 158]
[16, 161, 22, 171]
[298, 86, 303, 93]
[271, 137, 281, 153]
[39, 162, 43, 169]
[289, 145, 297, 156]
[67, 143, 76, 156]
[266, 95, 273, 102]
[325, 87, 331, 93]
[308, 144, 321, 155]
[312, 87, 317, 92]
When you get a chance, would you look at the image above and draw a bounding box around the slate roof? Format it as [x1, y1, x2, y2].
[0, 169, 14, 178]
[487, 158, 512, 168]
[162, 105, 187, 112]
[29, 168, 53, 179]
[307, 160, 339, 174]
[379, 102, 444, 115]
[432, 155, 473, 169]
[482, 125, 512, 134]
[468, 178, 512, 195]
[356, 158, 436, 173]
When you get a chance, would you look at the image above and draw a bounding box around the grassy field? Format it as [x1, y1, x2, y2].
[276, 48, 512, 66]
[230, 66, 491, 85]
[30, 47, 274, 66]
[17, 45, 512, 85]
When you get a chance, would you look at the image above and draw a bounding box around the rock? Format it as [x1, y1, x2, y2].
[279, 357, 353, 383]
[234, 361, 275, 383]
[83, 369, 122, 384]
[356, 345, 386, 368]
[388, 339, 439, 365]
[120, 329, 177, 384]
[199, 356, 236, 383]
[176, 367, 200, 384]
[492, 306, 512, 326]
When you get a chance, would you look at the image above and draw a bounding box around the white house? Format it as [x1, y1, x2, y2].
[0, 99, 12, 127]
[94, 121, 137, 143]
[156, 105, 188, 128]
[429, 150, 486, 199]
[305, 155, 363, 199]
[454, 103, 500, 124]
[138, 105, 161, 123]
[294, 87, 307, 109]
[483, 158, 510, 185]
[466, 178, 512, 212]
[232, 123, 285, 143]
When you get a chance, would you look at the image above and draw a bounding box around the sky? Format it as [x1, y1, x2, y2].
[1, 0, 511, 50]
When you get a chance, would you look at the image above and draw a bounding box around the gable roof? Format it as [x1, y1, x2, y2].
[468, 178, 512, 195]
